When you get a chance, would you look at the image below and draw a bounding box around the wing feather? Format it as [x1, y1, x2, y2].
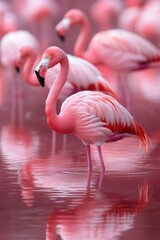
[90, 29, 160, 71]
[61, 91, 149, 149]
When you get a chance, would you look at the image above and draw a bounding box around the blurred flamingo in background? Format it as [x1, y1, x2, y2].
[135, 1, 160, 48]
[90, 0, 124, 30]
[0, 30, 40, 87]
[124, 0, 148, 7]
[35, 46, 149, 173]
[0, 0, 19, 38]
[13, 0, 60, 52]
[118, 6, 141, 32]
[0, 30, 40, 124]
[55, 9, 160, 107]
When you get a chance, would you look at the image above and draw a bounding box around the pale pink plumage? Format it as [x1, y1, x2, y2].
[135, 1, 160, 47]
[90, 0, 124, 30]
[15, 0, 60, 52]
[0, 1, 18, 38]
[42, 53, 119, 101]
[0, 30, 40, 86]
[118, 6, 140, 32]
[35, 46, 149, 172]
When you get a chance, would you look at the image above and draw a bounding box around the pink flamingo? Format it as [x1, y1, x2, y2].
[0, 4, 18, 38]
[0, 1, 18, 38]
[14, 0, 60, 52]
[55, 8, 160, 71]
[55, 9, 160, 106]
[0, 30, 40, 86]
[135, 1, 160, 48]
[90, 0, 124, 30]
[118, 6, 141, 32]
[35, 46, 149, 173]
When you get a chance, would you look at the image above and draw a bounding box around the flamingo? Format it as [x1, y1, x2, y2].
[0, 4, 19, 39]
[135, 1, 160, 48]
[55, 8, 160, 72]
[118, 6, 141, 32]
[0, 30, 40, 86]
[13, 0, 60, 52]
[90, 0, 124, 30]
[35, 46, 149, 173]
[55, 9, 160, 106]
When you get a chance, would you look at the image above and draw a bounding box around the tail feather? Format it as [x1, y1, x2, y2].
[134, 119, 150, 153]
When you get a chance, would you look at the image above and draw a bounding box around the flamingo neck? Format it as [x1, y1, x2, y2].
[22, 48, 40, 86]
[45, 53, 70, 134]
[74, 14, 90, 59]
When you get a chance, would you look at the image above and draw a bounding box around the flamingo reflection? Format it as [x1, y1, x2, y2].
[19, 150, 97, 207]
[46, 180, 149, 240]
[0, 84, 40, 172]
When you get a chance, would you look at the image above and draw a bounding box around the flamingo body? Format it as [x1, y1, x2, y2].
[45, 54, 118, 101]
[20, 0, 58, 22]
[0, 30, 40, 86]
[59, 91, 147, 146]
[86, 29, 160, 72]
[90, 0, 124, 30]
[0, 30, 39, 68]
[35, 46, 149, 172]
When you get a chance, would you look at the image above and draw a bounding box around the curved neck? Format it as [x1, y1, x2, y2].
[22, 47, 40, 86]
[74, 14, 90, 59]
[45, 53, 70, 134]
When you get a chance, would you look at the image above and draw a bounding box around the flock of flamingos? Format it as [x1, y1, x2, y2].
[0, 0, 160, 174]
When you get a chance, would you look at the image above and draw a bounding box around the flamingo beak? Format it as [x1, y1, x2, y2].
[15, 66, 20, 73]
[35, 68, 45, 87]
[55, 18, 71, 42]
[56, 32, 65, 42]
[35, 57, 49, 87]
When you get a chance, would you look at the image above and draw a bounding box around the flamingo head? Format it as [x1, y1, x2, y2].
[15, 46, 36, 73]
[35, 57, 49, 87]
[35, 46, 69, 87]
[55, 18, 71, 42]
[55, 9, 86, 41]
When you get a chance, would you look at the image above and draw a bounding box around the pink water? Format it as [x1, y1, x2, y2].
[1, 1, 160, 240]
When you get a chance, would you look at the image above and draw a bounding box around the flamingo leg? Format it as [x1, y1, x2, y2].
[86, 170, 92, 192]
[98, 171, 105, 191]
[85, 145, 92, 172]
[97, 146, 105, 172]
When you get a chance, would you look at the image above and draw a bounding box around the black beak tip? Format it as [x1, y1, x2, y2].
[35, 70, 45, 87]
[15, 66, 20, 73]
[60, 35, 65, 42]
[56, 32, 65, 42]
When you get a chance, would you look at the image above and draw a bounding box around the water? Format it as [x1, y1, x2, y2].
[0, 65, 160, 240]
